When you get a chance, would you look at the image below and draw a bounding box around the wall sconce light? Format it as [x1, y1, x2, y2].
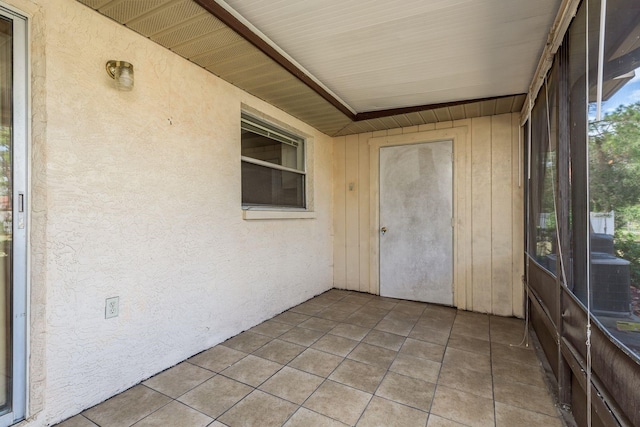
[105, 60, 134, 91]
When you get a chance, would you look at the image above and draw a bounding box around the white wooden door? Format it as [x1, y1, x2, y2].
[379, 141, 453, 304]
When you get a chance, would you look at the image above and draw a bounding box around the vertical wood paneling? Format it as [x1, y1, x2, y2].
[454, 119, 471, 310]
[471, 116, 493, 313]
[512, 114, 525, 317]
[358, 133, 371, 292]
[464, 119, 474, 309]
[333, 136, 347, 288]
[450, 119, 470, 310]
[333, 115, 525, 317]
[491, 114, 514, 316]
[345, 135, 360, 290]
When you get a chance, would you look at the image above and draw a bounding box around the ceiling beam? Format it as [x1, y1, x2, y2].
[194, 0, 356, 120]
[354, 95, 526, 121]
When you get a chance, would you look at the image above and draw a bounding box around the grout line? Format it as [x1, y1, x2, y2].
[424, 307, 455, 426]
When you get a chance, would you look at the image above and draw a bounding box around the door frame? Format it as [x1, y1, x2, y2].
[0, 4, 28, 425]
[368, 126, 469, 308]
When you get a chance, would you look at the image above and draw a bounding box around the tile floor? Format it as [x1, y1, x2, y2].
[57, 289, 567, 427]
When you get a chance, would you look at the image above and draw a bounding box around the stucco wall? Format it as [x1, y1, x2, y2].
[6, 0, 334, 425]
[333, 116, 525, 317]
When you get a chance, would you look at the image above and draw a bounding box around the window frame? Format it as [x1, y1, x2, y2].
[240, 112, 313, 218]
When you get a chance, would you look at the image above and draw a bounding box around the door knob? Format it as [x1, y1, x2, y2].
[380, 227, 387, 235]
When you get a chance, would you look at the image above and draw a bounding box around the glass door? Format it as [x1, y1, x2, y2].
[0, 4, 26, 426]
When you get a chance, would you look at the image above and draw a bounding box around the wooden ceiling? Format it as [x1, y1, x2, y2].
[76, 0, 560, 136]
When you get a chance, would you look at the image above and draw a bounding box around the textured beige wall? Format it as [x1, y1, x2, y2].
[4, 0, 334, 425]
[333, 116, 525, 317]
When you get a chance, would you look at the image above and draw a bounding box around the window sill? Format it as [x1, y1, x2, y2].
[242, 210, 316, 220]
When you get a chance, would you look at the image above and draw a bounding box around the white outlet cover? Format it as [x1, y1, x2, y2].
[105, 296, 119, 319]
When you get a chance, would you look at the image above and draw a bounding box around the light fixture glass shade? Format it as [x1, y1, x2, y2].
[106, 60, 134, 91]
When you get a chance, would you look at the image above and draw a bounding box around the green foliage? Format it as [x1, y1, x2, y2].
[615, 231, 640, 288]
[589, 102, 640, 228]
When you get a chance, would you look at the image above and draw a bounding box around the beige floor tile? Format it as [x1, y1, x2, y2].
[223, 331, 272, 353]
[385, 310, 421, 323]
[344, 312, 384, 329]
[409, 325, 451, 346]
[389, 353, 441, 383]
[442, 347, 491, 375]
[132, 400, 212, 427]
[326, 289, 352, 297]
[314, 291, 345, 303]
[455, 311, 490, 326]
[450, 321, 490, 341]
[312, 334, 359, 356]
[55, 415, 98, 427]
[304, 380, 372, 425]
[395, 300, 427, 312]
[491, 342, 539, 366]
[331, 302, 363, 314]
[288, 348, 343, 377]
[490, 327, 526, 346]
[495, 401, 564, 427]
[489, 317, 525, 331]
[375, 371, 435, 411]
[357, 306, 391, 319]
[218, 390, 298, 427]
[447, 333, 491, 354]
[188, 345, 246, 372]
[431, 385, 495, 427]
[375, 318, 415, 336]
[284, 408, 349, 427]
[492, 357, 546, 387]
[221, 354, 282, 387]
[273, 311, 311, 325]
[250, 319, 294, 337]
[342, 294, 374, 305]
[329, 359, 387, 393]
[357, 396, 428, 427]
[317, 307, 353, 322]
[70, 291, 566, 427]
[289, 302, 326, 315]
[259, 366, 324, 404]
[437, 363, 493, 399]
[299, 317, 339, 332]
[422, 304, 456, 318]
[419, 308, 456, 323]
[347, 343, 398, 369]
[400, 338, 446, 362]
[363, 330, 406, 351]
[142, 362, 214, 398]
[493, 378, 558, 417]
[253, 339, 306, 365]
[363, 299, 397, 311]
[279, 326, 326, 346]
[82, 385, 172, 427]
[329, 323, 371, 341]
[177, 375, 252, 418]
[426, 414, 467, 426]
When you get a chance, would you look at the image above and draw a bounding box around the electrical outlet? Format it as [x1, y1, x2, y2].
[105, 297, 119, 319]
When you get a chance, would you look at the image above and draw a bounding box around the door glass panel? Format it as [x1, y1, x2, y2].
[0, 14, 11, 415]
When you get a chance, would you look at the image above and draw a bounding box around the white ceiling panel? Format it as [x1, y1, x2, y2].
[222, 0, 561, 112]
[77, 0, 557, 135]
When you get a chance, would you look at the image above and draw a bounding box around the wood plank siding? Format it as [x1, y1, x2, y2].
[333, 113, 524, 317]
